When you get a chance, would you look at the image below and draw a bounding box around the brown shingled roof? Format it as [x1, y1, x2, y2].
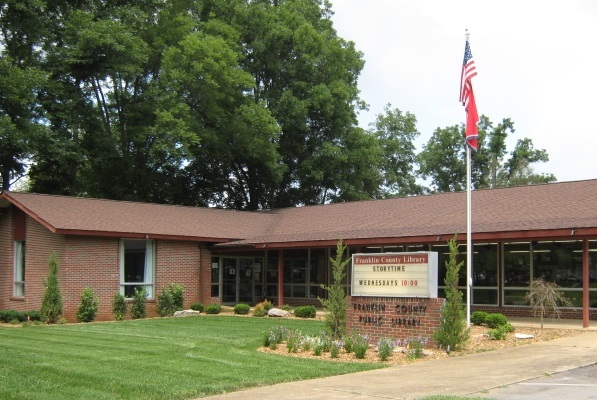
[219, 179, 597, 247]
[2, 179, 597, 246]
[0, 191, 276, 242]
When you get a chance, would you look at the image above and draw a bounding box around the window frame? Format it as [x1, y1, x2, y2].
[13, 241, 25, 297]
[119, 239, 155, 299]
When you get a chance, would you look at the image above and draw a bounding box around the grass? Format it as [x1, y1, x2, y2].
[0, 316, 384, 399]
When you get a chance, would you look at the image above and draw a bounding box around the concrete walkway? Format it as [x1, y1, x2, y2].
[203, 319, 597, 400]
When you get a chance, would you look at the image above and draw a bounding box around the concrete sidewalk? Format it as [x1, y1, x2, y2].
[203, 320, 597, 400]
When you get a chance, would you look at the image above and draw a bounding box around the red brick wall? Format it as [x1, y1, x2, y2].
[0, 207, 218, 321]
[471, 306, 597, 320]
[0, 208, 13, 311]
[199, 246, 220, 306]
[155, 241, 201, 311]
[347, 296, 444, 346]
[61, 236, 119, 321]
[0, 212, 63, 311]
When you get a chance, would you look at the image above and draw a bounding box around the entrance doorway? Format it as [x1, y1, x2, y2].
[222, 257, 255, 304]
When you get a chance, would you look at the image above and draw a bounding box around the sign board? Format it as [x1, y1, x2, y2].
[351, 252, 438, 298]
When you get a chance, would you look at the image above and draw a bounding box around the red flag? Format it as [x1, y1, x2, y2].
[460, 35, 479, 151]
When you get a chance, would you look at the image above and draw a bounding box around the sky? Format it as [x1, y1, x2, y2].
[330, 0, 597, 183]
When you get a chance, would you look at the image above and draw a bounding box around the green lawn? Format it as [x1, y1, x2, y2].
[0, 316, 384, 399]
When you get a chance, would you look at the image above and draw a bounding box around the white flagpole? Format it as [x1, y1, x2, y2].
[466, 145, 472, 327]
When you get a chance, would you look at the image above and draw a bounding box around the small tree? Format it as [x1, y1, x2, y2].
[76, 288, 99, 322]
[433, 237, 469, 350]
[130, 287, 148, 319]
[319, 239, 348, 339]
[40, 252, 63, 324]
[525, 278, 573, 329]
[112, 292, 127, 321]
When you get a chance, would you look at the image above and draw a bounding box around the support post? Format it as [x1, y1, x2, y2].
[277, 250, 284, 307]
[583, 239, 590, 328]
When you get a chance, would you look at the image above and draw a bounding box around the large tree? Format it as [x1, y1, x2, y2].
[237, 0, 369, 207]
[1, 0, 376, 210]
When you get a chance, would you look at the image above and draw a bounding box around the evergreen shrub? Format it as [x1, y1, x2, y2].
[130, 287, 147, 319]
[433, 237, 469, 350]
[234, 303, 250, 315]
[76, 288, 99, 322]
[205, 303, 221, 314]
[190, 302, 204, 312]
[156, 284, 185, 317]
[40, 252, 63, 324]
[471, 311, 488, 325]
[112, 293, 127, 320]
[293, 305, 316, 318]
[485, 313, 508, 329]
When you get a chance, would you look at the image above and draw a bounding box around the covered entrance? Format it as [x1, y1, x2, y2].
[221, 257, 257, 304]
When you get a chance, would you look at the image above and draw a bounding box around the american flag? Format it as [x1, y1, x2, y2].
[460, 35, 479, 151]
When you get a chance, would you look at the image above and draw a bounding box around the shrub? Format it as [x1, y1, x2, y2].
[0, 310, 24, 323]
[313, 335, 332, 356]
[330, 340, 342, 358]
[112, 293, 127, 320]
[253, 300, 273, 317]
[488, 325, 510, 340]
[190, 302, 204, 312]
[156, 284, 184, 317]
[352, 334, 369, 359]
[234, 303, 250, 315]
[471, 311, 488, 326]
[25, 310, 41, 321]
[485, 313, 508, 329]
[40, 252, 63, 324]
[405, 337, 428, 360]
[293, 305, 316, 318]
[156, 290, 175, 317]
[343, 332, 357, 353]
[377, 337, 395, 362]
[169, 284, 184, 310]
[281, 304, 292, 312]
[285, 329, 302, 353]
[76, 288, 99, 322]
[205, 303, 221, 315]
[130, 287, 147, 319]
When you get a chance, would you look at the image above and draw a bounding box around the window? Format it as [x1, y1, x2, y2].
[120, 239, 154, 298]
[14, 241, 25, 296]
[211, 257, 221, 297]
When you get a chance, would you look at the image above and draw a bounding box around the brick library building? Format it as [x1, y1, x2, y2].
[1, 179, 596, 324]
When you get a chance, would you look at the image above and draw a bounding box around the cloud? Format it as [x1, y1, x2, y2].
[331, 0, 597, 182]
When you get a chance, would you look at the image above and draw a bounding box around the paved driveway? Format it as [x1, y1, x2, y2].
[472, 363, 597, 399]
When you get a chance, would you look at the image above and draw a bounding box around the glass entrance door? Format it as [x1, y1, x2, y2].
[222, 257, 255, 304]
[238, 258, 254, 303]
[222, 258, 237, 303]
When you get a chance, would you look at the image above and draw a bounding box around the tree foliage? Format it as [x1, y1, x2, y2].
[525, 278, 573, 329]
[0, 1, 555, 205]
[76, 287, 99, 323]
[433, 237, 469, 350]
[319, 239, 348, 339]
[40, 252, 63, 324]
[418, 116, 556, 193]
